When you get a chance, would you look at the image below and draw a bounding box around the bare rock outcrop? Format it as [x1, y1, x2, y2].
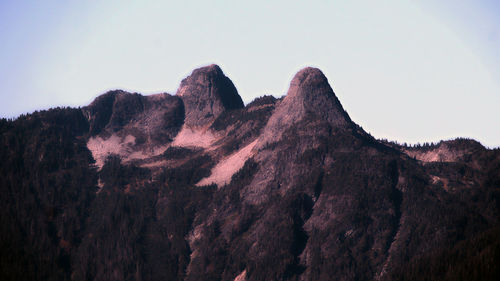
[258, 67, 352, 146]
[176, 64, 244, 128]
[83, 90, 184, 168]
[403, 138, 486, 163]
[83, 90, 184, 139]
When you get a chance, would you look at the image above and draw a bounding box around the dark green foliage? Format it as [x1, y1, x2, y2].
[1, 101, 499, 281]
[385, 226, 500, 281]
[181, 159, 259, 281]
[0, 108, 96, 281]
[162, 146, 199, 160]
[211, 97, 276, 155]
[246, 95, 277, 107]
[84, 91, 118, 135]
[211, 95, 276, 132]
[162, 155, 214, 186]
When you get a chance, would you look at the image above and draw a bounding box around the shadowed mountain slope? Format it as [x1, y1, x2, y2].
[0, 65, 499, 281]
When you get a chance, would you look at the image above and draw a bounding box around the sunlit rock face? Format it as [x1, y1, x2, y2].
[177, 64, 244, 128]
[284, 67, 351, 127]
[258, 67, 353, 147]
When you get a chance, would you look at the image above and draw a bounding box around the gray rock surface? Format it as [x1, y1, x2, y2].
[258, 67, 352, 147]
[82, 91, 184, 168]
[83, 90, 184, 143]
[177, 64, 244, 128]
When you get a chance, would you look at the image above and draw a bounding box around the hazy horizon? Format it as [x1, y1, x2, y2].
[1, 0, 499, 147]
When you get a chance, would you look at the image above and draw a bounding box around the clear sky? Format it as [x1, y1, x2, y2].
[1, 0, 499, 147]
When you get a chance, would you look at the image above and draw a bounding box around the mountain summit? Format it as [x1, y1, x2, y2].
[176, 64, 244, 127]
[259, 67, 353, 146]
[286, 67, 351, 127]
[1, 64, 499, 281]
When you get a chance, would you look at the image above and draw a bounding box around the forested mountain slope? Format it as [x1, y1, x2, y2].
[1, 65, 499, 281]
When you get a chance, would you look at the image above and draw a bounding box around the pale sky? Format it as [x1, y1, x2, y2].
[1, 0, 499, 147]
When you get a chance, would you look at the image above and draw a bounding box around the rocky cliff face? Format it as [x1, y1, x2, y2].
[257, 67, 352, 147]
[82, 91, 184, 168]
[177, 64, 244, 128]
[1, 65, 499, 281]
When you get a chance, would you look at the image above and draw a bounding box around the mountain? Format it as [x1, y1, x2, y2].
[1, 65, 499, 281]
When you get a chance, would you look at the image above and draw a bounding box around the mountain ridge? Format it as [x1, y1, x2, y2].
[0, 64, 499, 281]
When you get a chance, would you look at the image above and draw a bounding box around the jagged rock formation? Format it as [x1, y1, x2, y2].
[84, 90, 184, 138]
[177, 64, 244, 128]
[1, 64, 499, 281]
[259, 67, 352, 146]
[83, 91, 184, 168]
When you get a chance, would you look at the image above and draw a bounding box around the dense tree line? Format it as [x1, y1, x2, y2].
[1, 102, 499, 280]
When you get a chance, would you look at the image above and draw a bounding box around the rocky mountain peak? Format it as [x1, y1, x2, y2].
[286, 67, 351, 126]
[2, 64, 499, 281]
[176, 64, 244, 127]
[258, 67, 353, 146]
[288, 67, 327, 89]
